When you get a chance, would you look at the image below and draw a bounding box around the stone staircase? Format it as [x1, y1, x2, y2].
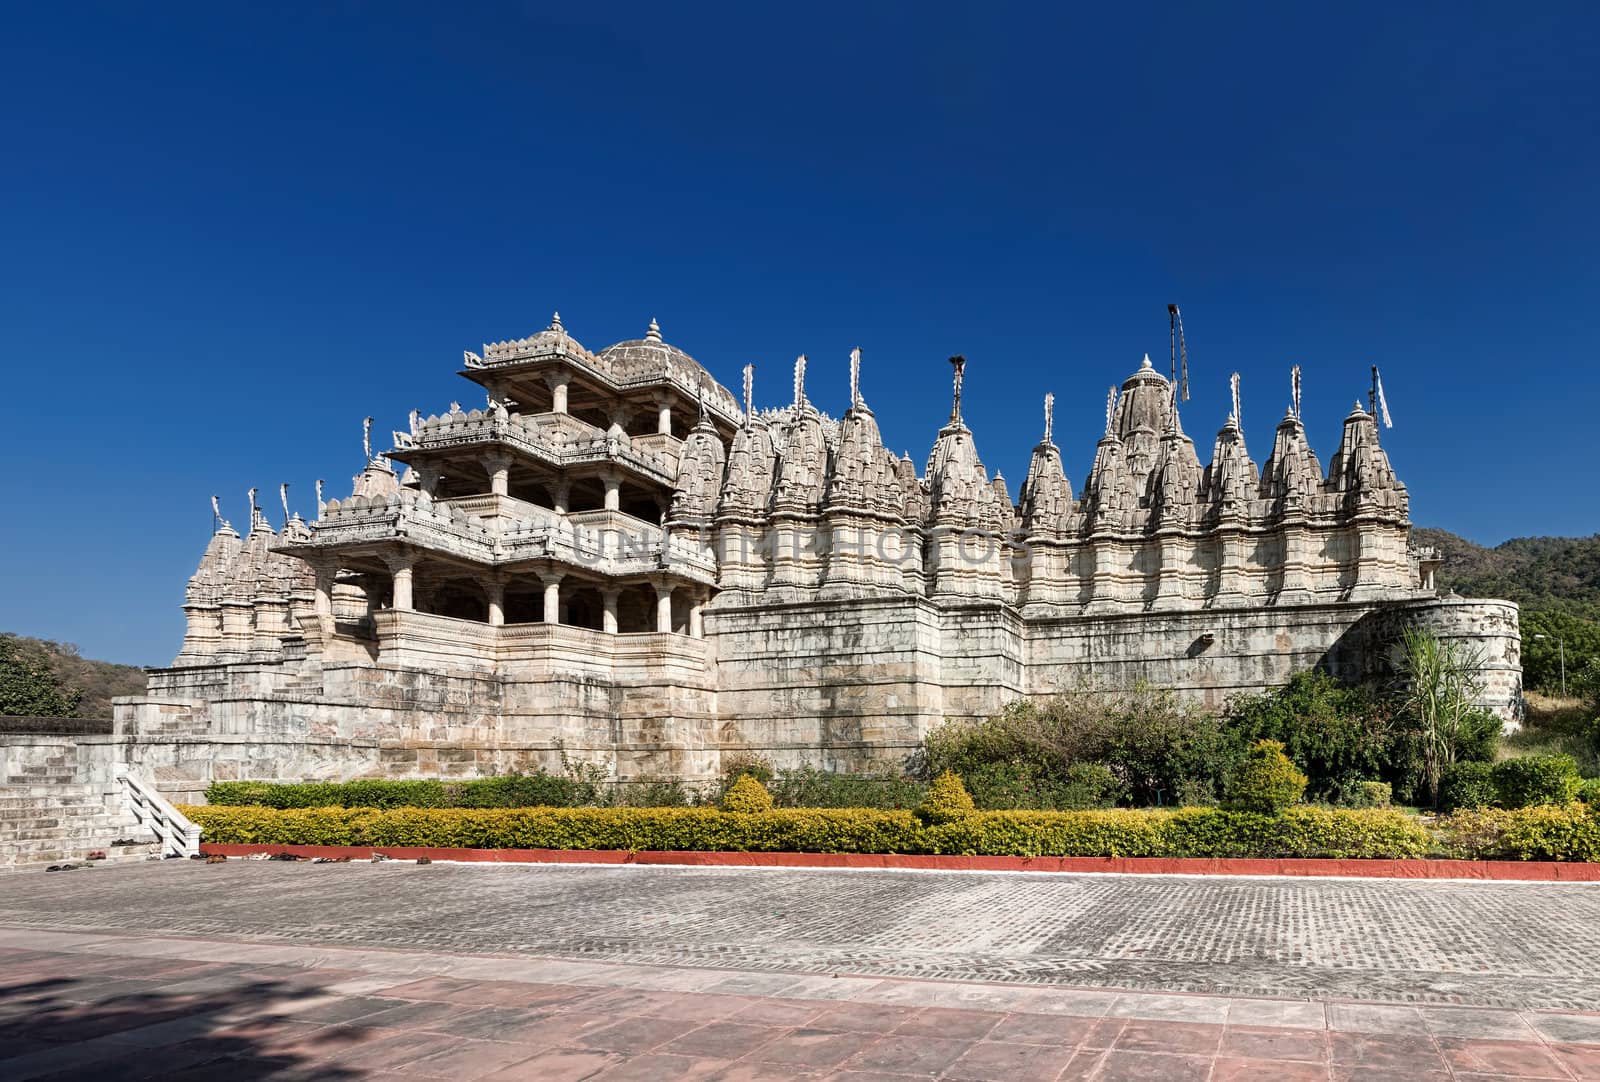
[1, 755, 164, 873]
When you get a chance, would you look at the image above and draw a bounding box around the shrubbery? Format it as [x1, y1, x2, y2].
[1492, 755, 1583, 809]
[916, 771, 976, 824]
[1227, 672, 1398, 802]
[182, 802, 1432, 860]
[1439, 761, 1497, 811]
[1224, 740, 1307, 814]
[1436, 804, 1600, 862]
[719, 775, 774, 814]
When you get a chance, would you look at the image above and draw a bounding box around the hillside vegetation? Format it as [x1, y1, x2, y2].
[1414, 529, 1600, 694]
[0, 633, 147, 718]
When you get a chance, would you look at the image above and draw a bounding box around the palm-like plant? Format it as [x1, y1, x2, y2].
[1398, 627, 1486, 807]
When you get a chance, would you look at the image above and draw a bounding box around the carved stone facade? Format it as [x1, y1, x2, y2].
[116, 317, 1521, 796]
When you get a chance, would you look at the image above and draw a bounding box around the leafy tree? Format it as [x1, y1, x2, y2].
[0, 635, 82, 716]
[1226, 671, 1398, 802]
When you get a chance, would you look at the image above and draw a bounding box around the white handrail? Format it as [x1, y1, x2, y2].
[115, 766, 203, 858]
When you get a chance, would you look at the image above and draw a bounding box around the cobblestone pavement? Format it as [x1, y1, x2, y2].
[4, 861, 1600, 1010]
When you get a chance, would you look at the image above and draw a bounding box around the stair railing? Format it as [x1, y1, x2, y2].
[115, 766, 203, 858]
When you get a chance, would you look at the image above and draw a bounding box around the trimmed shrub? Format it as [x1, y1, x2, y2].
[1439, 761, 1497, 811]
[719, 774, 774, 814]
[1492, 755, 1582, 809]
[182, 804, 1433, 861]
[1437, 805, 1600, 862]
[916, 771, 976, 824]
[1224, 741, 1308, 814]
[1341, 781, 1392, 809]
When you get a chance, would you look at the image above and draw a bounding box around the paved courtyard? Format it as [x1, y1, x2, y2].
[2, 861, 1599, 1079]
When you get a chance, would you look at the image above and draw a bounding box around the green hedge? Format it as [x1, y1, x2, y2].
[205, 776, 602, 810]
[181, 804, 1430, 859]
[1435, 804, 1600, 862]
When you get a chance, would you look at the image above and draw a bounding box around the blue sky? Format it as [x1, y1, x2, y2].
[2, 3, 1596, 665]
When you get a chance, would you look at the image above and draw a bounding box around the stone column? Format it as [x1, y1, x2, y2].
[689, 591, 705, 638]
[601, 587, 620, 634]
[386, 553, 417, 611]
[483, 575, 505, 627]
[602, 469, 621, 512]
[417, 465, 441, 498]
[483, 452, 513, 497]
[654, 394, 673, 436]
[545, 371, 570, 414]
[654, 580, 674, 633]
[541, 572, 564, 624]
[552, 480, 571, 515]
[312, 562, 338, 634]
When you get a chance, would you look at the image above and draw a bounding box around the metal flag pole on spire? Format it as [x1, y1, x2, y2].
[849, 347, 862, 409]
[742, 364, 754, 428]
[247, 487, 258, 528]
[315, 479, 325, 514]
[1169, 304, 1191, 402]
[1291, 364, 1303, 420]
[362, 417, 374, 463]
[1230, 372, 1242, 434]
[949, 355, 967, 424]
[1372, 366, 1393, 428]
[1043, 392, 1055, 445]
[279, 483, 290, 527]
[1104, 386, 1117, 437]
[794, 355, 807, 408]
[211, 495, 221, 532]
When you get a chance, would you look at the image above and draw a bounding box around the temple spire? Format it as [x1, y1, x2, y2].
[849, 347, 862, 408]
[949, 355, 967, 424]
[742, 363, 754, 428]
[1043, 392, 1055, 445]
[793, 354, 807, 407]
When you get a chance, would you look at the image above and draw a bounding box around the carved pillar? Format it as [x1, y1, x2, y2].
[601, 587, 620, 634]
[654, 394, 673, 436]
[386, 552, 417, 611]
[417, 465, 441, 498]
[312, 561, 337, 635]
[541, 572, 564, 624]
[551, 480, 571, 515]
[482, 451, 512, 497]
[689, 591, 705, 638]
[654, 580, 674, 633]
[601, 469, 621, 512]
[545, 371, 570, 414]
[483, 575, 505, 627]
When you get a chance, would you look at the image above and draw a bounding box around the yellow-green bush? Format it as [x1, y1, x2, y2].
[1435, 804, 1600, 862]
[719, 774, 774, 814]
[182, 802, 1433, 859]
[1224, 740, 1308, 814]
[916, 770, 976, 824]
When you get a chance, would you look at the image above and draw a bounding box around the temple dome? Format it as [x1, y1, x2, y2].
[1115, 354, 1174, 439]
[598, 319, 740, 416]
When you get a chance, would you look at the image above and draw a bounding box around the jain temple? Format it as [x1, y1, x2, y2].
[115, 315, 1521, 796]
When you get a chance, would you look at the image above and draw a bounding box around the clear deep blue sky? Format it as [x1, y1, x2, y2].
[2, 3, 1597, 665]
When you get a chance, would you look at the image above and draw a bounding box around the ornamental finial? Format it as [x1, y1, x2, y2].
[849, 347, 862, 408]
[549, 311, 563, 332]
[949, 355, 967, 424]
[742, 364, 754, 428]
[794, 354, 807, 407]
[646, 318, 662, 343]
[1043, 392, 1055, 445]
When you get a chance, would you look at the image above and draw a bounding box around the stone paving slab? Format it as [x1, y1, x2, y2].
[4, 927, 1600, 1080]
[3, 861, 1600, 1009]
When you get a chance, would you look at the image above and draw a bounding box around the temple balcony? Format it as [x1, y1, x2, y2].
[391, 409, 679, 488]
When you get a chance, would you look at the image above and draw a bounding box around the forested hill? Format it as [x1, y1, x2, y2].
[1413, 530, 1600, 616]
[0, 633, 147, 718]
[1413, 529, 1600, 693]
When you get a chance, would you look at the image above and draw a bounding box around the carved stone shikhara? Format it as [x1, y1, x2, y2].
[116, 317, 1519, 798]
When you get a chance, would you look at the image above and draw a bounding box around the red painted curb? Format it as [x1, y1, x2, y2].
[195, 843, 1600, 880]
